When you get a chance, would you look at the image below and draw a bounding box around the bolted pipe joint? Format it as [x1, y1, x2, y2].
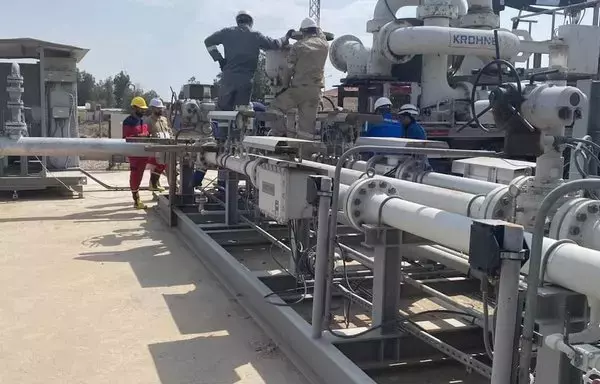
[344, 177, 400, 231]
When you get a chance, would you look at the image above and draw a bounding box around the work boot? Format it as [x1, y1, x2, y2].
[149, 173, 165, 193]
[132, 191, 147, 210]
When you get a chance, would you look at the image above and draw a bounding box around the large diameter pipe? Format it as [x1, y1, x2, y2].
[519, 179, 600, 384]
[385, 26, 520, 58]
[419, 172, 502, 195]
[329, 35, 369, 76]
[302, 160, 484, 216]
[349, 160, 503, 194]
[0, 137, 153, 157]
[354, 188, 600, 303]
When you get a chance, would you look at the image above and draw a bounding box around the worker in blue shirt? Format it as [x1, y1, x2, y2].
[363, 97, 403, 137]
[363, 98, 427, 139]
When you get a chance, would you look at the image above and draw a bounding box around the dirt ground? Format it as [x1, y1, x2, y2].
[0, 169, 306, 384]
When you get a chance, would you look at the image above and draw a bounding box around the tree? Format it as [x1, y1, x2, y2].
[93, 77, 115, 108]
[187, 76, 202, 84]
[76, 70, 96, 105]
[113, 71, 131, 109]
[75, 70, 160, 110]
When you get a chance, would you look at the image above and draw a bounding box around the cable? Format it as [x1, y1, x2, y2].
[481, 279, 495, 360]
[263, 276, 308, 306]
[326, 308, 478, 339]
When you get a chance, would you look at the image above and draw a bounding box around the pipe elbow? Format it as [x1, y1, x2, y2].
[329, 35, 369, 76]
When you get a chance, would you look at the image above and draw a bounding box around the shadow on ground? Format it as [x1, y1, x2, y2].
[75, 211, 301, 384]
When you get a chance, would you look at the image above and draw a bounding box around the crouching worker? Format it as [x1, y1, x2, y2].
[147, 98, 172, 196]
[268, 18, 328, 140]
[123, 96, 164, 209]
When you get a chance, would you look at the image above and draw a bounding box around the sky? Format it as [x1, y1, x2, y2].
[0, 0, 595, 99]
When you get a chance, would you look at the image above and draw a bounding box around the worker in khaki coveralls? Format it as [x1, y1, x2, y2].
[146, 97, 173, 195]
[269, 17, 329, 140]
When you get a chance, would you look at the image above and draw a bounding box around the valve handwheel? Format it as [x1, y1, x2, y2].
[457, 30, 531, 133]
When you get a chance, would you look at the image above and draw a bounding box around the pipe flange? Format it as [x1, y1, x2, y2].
[329, 35, 363, 73]
[379, 21, 415, 64]
[550, 198, 600, 245]
[478, 185, 511, 220]
[549, 197, 588, 240]
[396, 159, 428, 182]
[344, 177, 399, 231]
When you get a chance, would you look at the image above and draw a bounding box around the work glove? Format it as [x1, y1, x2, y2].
[286, 29, 295, 39]
[218, 59, 226, 70]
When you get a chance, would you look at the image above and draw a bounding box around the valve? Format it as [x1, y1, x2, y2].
[583, 368, 600, 383]
[457, 29, 542, 157]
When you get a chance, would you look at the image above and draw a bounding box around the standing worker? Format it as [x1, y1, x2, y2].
[268, 17, 329, 140]
[122, 96, 165, 209]
[205, 10, 290, 111]
[146, 98, 172, 196]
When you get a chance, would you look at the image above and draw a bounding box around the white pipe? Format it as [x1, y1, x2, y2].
[301, 159, 484, 216]
[420, 9, 463, 106]
[204, 152, 600, 302]
[419, 172, 502, 194]
[329, 35, 370, 76]
[0, 137, 153, 157]
[353, 189, 600, 301]
[349, 160, 503, 194]
[367, 0, 466, 76]
[403, 244, 470, 273]
[385, 26, 520, 58]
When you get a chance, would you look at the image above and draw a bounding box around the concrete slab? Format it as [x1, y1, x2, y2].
[0, 170, 306, 384]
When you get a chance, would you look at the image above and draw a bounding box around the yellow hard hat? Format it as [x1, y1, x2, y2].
[131, 96, 148, 109]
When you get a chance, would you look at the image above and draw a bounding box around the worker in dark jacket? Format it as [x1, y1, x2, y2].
[397, 103, 427, 139]
[122, 96, 165, 209]
[205, 10, 290, 111]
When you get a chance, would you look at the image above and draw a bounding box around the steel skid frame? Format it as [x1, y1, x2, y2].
[154, 150, 494, 384]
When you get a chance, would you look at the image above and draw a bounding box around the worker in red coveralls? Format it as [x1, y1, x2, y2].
[122, 96, 165, 209]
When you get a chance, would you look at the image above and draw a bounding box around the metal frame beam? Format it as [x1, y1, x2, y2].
[159, 199, 376, 384]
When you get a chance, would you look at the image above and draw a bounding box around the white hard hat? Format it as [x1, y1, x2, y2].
[236, 10, 253, 20]
[399, 104, 419, 116]
[374, 97, 392, 111]
[149, 98, 165, 109]
[300, 17, 318, 30]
